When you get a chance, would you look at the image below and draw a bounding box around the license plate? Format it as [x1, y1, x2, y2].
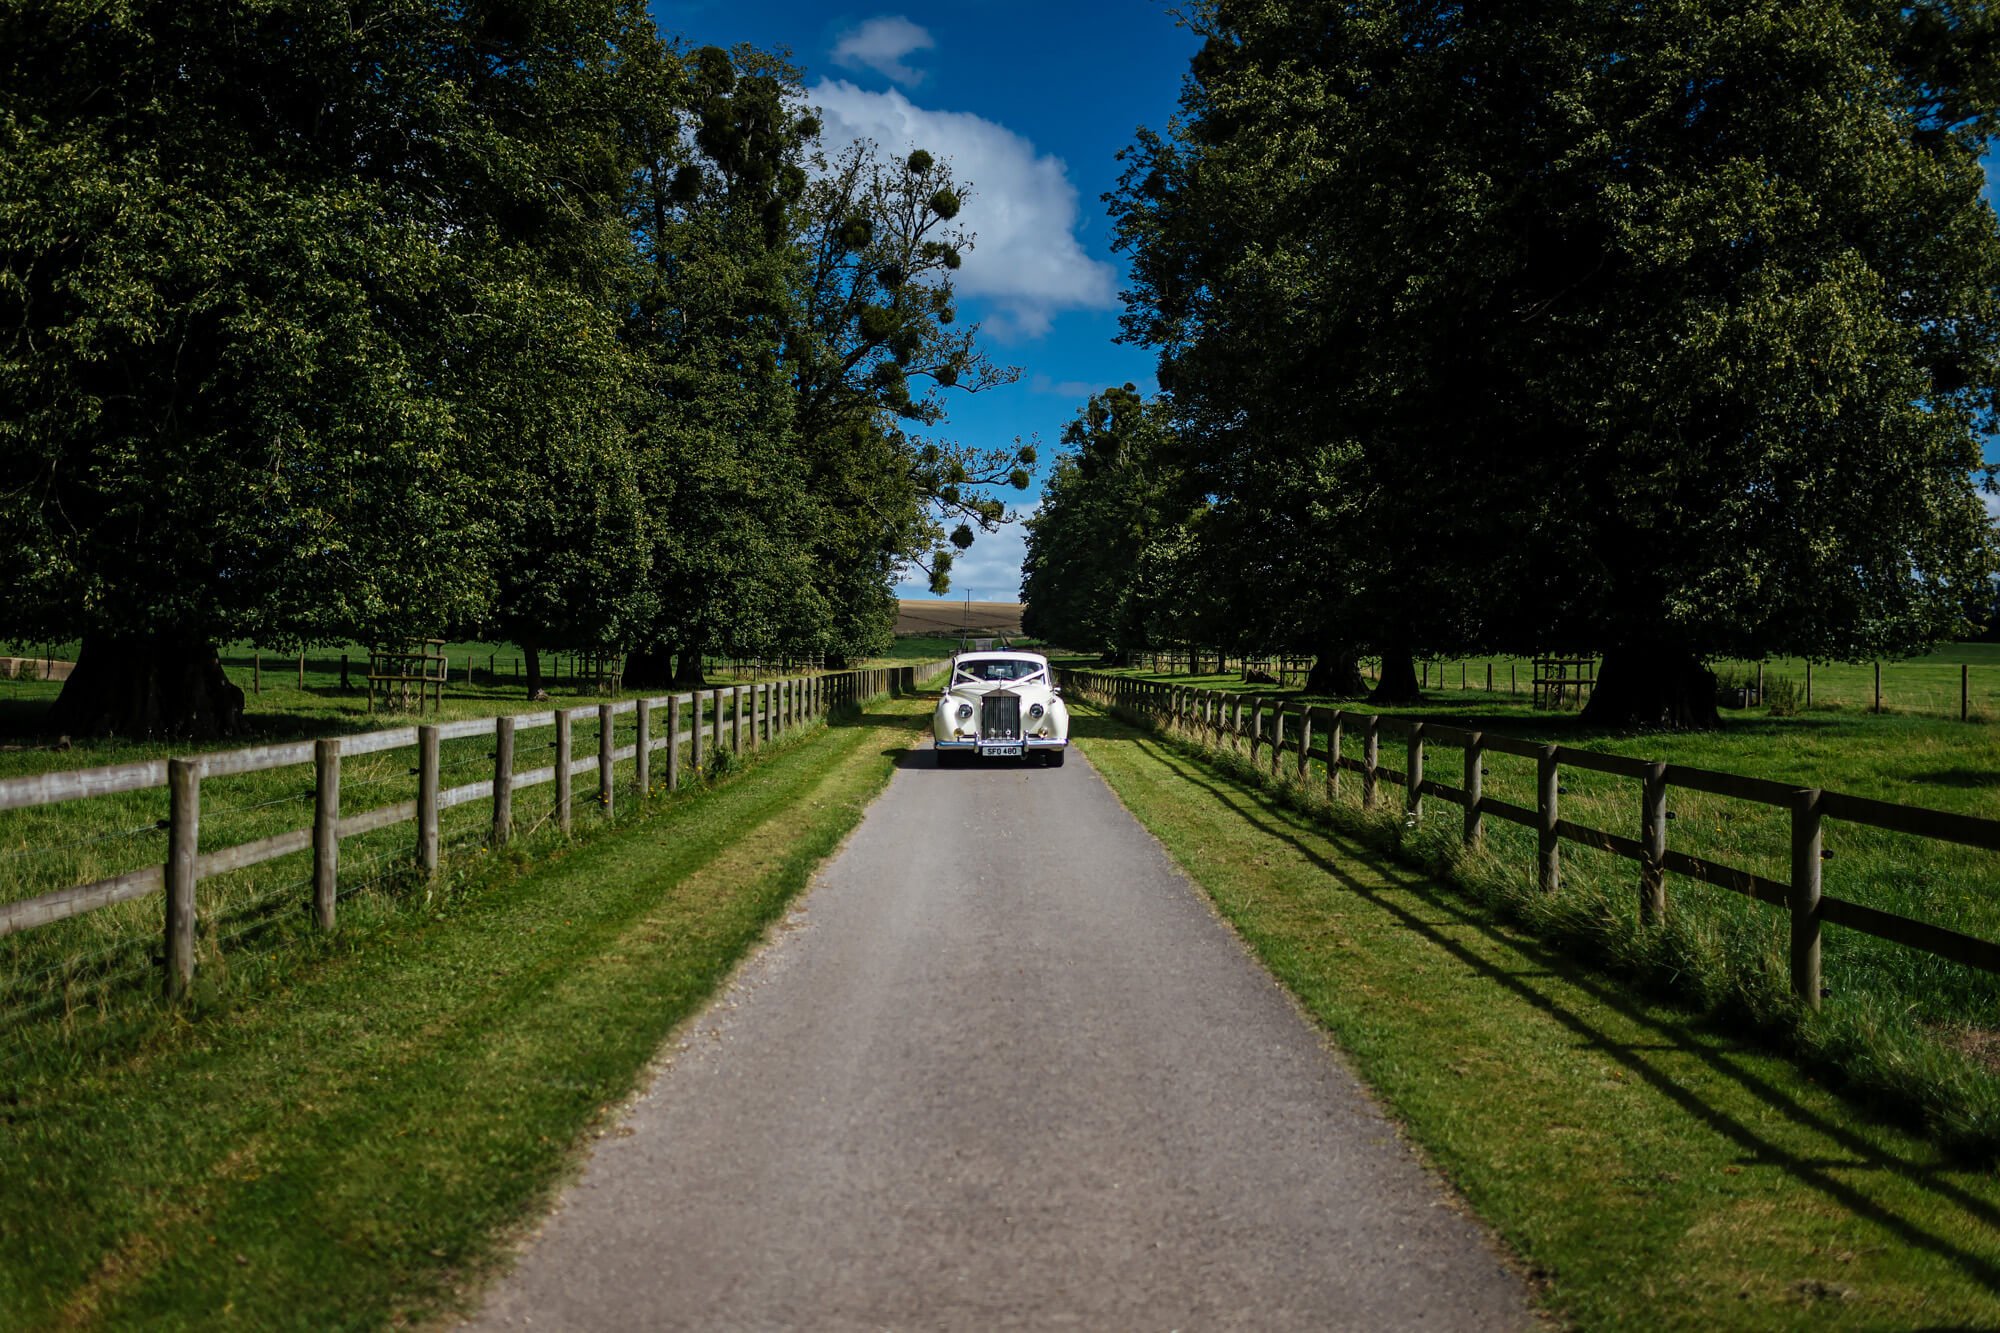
[982, 744, 1023, 758]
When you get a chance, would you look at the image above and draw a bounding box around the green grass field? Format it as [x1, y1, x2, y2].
[0, 686, 937, 1329]
[0, 637, 948, 754]
[0, 644, 943, 1042]
[1073, 707, 2000, 1329]
[1064, 656, 2000, 1155]
[1134, 642, 2000, 722]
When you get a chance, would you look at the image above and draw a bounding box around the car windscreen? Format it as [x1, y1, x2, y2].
[955, 660, 1044, 683]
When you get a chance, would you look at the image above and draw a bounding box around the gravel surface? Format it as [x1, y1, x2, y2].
[467, 741, 1537, 1330]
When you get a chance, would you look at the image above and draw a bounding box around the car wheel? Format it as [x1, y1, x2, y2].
[1045, 748, 1066, 768]
[936, 747, 963, 768]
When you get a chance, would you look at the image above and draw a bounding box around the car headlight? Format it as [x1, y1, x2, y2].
[1029, 703, 1044, 719]
[956, 702, 973, 720]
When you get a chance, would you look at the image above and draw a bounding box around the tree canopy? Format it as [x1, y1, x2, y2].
[1082, 0, 2000, 724]
[0, 1, 1027, 733]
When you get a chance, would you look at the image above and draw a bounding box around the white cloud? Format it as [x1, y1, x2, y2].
[809, 79, 1119, 340]
[1030, 373, 1098, 398]
[831, 16, 934, 87]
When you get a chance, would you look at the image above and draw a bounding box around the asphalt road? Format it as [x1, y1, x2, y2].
[467, 739, 1536, 1330]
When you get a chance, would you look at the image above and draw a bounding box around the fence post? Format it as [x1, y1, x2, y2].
[1486, 663, 1493, 693]
[1963, 663, 1970, 722]
[313, 739, 340, 929]
[1640, 761, 1666, 925]
[165, 757, 201, 1001]
[1406, 722, 1425, 818]
[555, 711, 573, 835]
[418, 724, 440, 875]
[493, 717, 515, 845]
[1462, 732, 1482, 847]
[1756, 661, 1764, 706]
[1269, 702, 1284, 777]
[1297, 707, 1313, 782]
[666, 696, 683, 790]
[733, 685, 745, 754]
[635, 698, 652, 796]
[1362, 716, 1380, 809]
[1326, 711, 1343, 798]
[1874, 661, 1881, 713]
[1790, 788, 1824, 1009]
[598, 704, 615, 816]
[1805, 659, 1813, 709]
[1250, 697, 1263, 765]
[1536, 745, 1560, 893]
[690, 692, 705, 778]
[711, 686, 724, 758]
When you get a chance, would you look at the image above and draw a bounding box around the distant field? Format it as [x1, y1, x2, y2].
[895, 600, 1024, 637]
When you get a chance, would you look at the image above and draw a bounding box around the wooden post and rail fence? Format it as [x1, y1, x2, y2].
[1059, 669, 2000, 1011]
[0, 663, 938, 1001]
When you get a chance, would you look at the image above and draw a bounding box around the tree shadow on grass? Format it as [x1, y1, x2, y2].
[1909, 769, 2000, 790]
[1094, 716, 2000, 1293]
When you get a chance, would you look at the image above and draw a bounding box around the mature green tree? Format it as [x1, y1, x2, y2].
[446, 1, 663, 698]
[1022, 387, 1194, 661]
[1111, 3, 1517, 704]
[618, 43, 823, 689]
[0, 1, 517, 736]
[792, 140, 1031, 658]
[1114, 0, 2000, 726]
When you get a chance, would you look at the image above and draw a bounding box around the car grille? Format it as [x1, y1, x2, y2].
[981, 692, 1022, 741]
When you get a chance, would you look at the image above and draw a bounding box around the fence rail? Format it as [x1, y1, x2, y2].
[1061, 670, 2000, 1009]
[2, 663, 939, 999]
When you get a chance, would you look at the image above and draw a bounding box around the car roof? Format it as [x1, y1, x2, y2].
[955, 651, 1047, 663]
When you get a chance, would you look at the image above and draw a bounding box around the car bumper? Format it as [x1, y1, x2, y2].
[934, 737, 1067, 750]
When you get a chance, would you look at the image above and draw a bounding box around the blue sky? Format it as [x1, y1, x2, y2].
[651, 2, 1200, 602]
[651, 4, 2000, 594]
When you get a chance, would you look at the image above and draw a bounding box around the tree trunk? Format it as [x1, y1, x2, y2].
[623, 646, 675, 690]
[1304, 650, 1368, 697]
[521, 639, 544, 698]
[672, 645, 708, 689]
[1370, 650, 1423, 704]
[45, 633, 245, 739]
[1581, 645, 1720, 730]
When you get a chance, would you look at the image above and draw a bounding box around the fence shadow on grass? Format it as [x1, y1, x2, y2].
[1100, 717, 2000, 1293]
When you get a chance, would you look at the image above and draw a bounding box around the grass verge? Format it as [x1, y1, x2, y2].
[0, 692, 931, 1330]
[1072, 709, 2000, 1330]
[1065, 668, 2000, 1155]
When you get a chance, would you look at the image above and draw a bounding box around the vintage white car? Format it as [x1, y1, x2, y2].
[933, 650, 1069, 766]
